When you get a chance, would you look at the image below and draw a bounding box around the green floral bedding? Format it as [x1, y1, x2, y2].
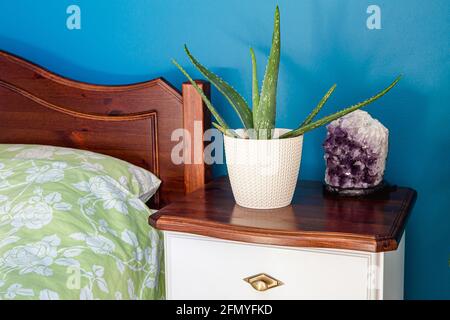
[0, 145, 164, 300]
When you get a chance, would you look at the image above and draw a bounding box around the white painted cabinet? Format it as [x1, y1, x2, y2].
[164, 231, 404, 300]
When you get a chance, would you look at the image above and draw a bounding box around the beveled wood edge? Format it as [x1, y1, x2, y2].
[0, 79, 159, 121]
[383, 187, 417, 245]
[149, 214, 401, 253]
[371, 187, 417, 251]
[149, 180, 417, 252]
[0, 50, 182, 101]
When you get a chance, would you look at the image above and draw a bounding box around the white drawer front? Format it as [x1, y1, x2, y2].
[165, 232, 375, 300]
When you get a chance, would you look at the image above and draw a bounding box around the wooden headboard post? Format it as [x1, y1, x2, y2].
[182, 81, 212, 194]
[0, 50, 211, 208]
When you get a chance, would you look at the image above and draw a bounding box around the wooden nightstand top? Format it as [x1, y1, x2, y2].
[149, 177, 417, 252]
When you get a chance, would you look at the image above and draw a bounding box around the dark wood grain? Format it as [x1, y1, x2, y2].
[150, 176, 417, 252]
[0, 50, 208, 208]
[182, 81, 212, 194]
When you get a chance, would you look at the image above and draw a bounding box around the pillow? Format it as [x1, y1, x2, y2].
[0, 144, 161, 202]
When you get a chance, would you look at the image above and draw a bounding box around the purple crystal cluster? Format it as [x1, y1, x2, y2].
[323, 110, 388, 190]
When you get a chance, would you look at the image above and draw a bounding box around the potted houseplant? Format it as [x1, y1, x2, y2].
[173, 6, 400, 209]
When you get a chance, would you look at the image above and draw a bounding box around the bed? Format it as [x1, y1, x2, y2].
[0, 50, 211, 299]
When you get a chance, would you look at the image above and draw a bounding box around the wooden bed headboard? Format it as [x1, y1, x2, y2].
[0, 50, 211, 208]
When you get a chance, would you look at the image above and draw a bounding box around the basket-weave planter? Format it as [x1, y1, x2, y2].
[224, 129, 303, 209]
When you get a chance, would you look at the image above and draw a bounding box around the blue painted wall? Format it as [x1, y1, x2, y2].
[0, 0, 448, 299]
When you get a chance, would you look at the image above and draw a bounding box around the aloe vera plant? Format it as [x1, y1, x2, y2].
[173, 6, 401, 140]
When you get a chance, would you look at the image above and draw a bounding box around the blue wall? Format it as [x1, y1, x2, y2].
[0, 0, 448, 299]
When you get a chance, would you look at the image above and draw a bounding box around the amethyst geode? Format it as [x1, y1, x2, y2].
[323, 110, 388, 195]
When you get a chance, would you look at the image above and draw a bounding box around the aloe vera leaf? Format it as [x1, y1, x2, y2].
[212, 122, 240, 138]
[280, 75, 402, 139]
[299, 84, 336, 128]
[172, 59, 230, 130]
[184, 45, 253, 129]
[250, 48, 260, 111]
[254, 6, 281, 139]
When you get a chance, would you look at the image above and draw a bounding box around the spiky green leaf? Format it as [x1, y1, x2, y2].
[250, 48, 260, 111]
[254, 6, 281, 139]
[184, 45, 253, 129]
[280, 75, 402, 139]
[212, 122, 240, 138]
[299, 84, 336, 128]
[172, 59, 230, 130]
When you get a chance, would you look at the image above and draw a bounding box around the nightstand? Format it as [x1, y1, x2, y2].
[149, 177, 416, 300]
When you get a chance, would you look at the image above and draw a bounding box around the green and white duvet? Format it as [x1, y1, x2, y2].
[0, 145, 164, 300]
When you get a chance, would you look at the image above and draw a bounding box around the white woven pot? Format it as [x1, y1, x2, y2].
[224, 129, 303, 209]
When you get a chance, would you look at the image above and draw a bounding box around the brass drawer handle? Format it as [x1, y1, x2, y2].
[243, 273, 283, 292]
